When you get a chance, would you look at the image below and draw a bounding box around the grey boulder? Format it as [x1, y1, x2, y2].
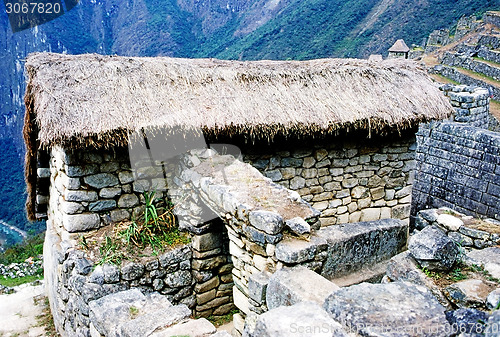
[409, 225, 459, 271]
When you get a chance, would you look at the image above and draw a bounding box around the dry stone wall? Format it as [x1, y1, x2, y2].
[411, 122, 500, 222]
[439, 84, 495, 130]
[441, 52, 500, 82]
[44, 219, 194, 337]
[242, 137, 416, 226]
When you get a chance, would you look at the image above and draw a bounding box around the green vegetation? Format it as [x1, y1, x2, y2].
[0, 233, 44, 265]
[81, 192, 190, 266]
[207, 309, 239, 327]
[420, 262, 500, 284]
[0, 274, 43, 287]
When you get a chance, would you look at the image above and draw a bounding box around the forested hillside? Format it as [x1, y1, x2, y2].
[0, 0, 499, 238]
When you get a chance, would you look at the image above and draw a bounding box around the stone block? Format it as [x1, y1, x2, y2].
[436, 214, 463, 231]
[61, 201, 85, 214]
[63, 213, 100, 232]
[65, 164, 99, 177]
[192, 232, 222, 252]
[64, 190, 98, 202]
[320, 219, 408, 279]
[121, 262, 145, 281]
[233, 286, 250, 315]
[149, 318, 216, 337]
[360, 208, 381, 222]
[275, 234, 328, 264]
[266, 266, 339, 310]
[248, 271, 271, 305]
[409, 225, 459, 271]
[324, 281, 451, 337]
[248, 302, 349, 337]
[284, 217, 310, 236]
[248, 211, 284, 235]
[444, 279, 496, 308]
[386, 251, 451, 308]
[194, 276, 220, 293]
[89, 200, 117, 212]
[118, 171, 134, 184]
[84, 173, 119, 188]
[99, 187, 122, 199]
[118, 194, 139, 208]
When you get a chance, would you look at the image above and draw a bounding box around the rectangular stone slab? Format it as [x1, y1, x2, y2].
[320, 219, 408, 279]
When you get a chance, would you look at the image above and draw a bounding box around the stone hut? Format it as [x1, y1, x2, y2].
[23, 53, 453, 335]
[388, 39, 410, 59]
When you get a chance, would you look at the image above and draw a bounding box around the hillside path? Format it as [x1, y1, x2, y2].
[0, 283, 46, 337]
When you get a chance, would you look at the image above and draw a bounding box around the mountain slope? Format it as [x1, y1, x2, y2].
[202, 0, 500, 60]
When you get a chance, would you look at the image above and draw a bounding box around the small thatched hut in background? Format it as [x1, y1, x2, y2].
[388, 39, 411, 59]
[24, 53, 452, 229]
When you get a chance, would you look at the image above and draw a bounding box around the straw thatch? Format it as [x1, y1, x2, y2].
[25, 52, 451, 147]
[389, 39, 410, 53]
[24, 52, 452, 220]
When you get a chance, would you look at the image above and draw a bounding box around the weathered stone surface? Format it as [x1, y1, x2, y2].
[466, 247, 500, 279]
[158, 246, 191, 268]
[266, 266, 339, 310]
[419, 209, 438, 223]
[320, 219, 408, 279]
[324, 281, 451, 337]
[89, 200, 117, 212]
[149, 318, 216, 337]
[275, 234, 327, 264]
[248, 271, 271, 305]
[121, 263, 145, 281]
[61, 201, 85, 214]
[63, 213, 100, 232]
[445, 308, 489, 335]
[284, 217, 311, 236]
[386, 251, 451, 308]
[486, 288, 500, 310]
[89, 289, 171, 337]
[444, 279, 495, 308]
[75, 258, 93, 275]
[66, 164, 99, 177]
[437, 214, 463, 231]
[102, 264, 120, 283]
[164, 270, 192, 287]
[64, 190, 98, 202]
[448, 231, 474, 247]
[119, 304, 191, 337]
[460, 226, 491, 240]
[118, 194, 139, 208]
[233, 286, 250, 315]
[249, 211, 284, 235]
[84, 173, 119, 189]
[409, 225, 459, 271]
[247, 302, 349, 337]
[99, 187, 122, 199]
[192, 232, 222, 252]
[118, 171, 134, 184]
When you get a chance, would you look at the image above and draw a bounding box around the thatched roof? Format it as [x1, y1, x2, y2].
[24, 53, 452, 220]
[389, 39, 410, 53]
[25, 53, 451, 148]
